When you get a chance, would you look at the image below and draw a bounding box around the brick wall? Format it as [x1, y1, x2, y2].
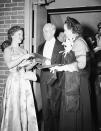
[0, 0, 25, 124]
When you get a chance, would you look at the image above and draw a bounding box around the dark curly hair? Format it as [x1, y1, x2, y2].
[1, 40, 11, 52]
[97, 22, 101, 29]
[7, 25, 23, 41]
[65, 16, 82, 36]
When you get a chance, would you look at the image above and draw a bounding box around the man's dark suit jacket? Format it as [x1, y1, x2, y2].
[38, 39, 64, 131]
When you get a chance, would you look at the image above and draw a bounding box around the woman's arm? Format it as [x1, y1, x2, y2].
[63, 62, 78, 71]
[50, 62, 78, 73]
[4, 47, 31, 69]
[56, 62, 78, 72]
[76, 55, 86, 69]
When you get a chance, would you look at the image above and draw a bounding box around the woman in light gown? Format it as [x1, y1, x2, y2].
[50, 16, 93, 131]
[1, 26, 38, 131]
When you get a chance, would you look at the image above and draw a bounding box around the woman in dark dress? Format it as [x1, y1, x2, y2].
[94, 46, 101, 130]
[50, 16, 93, 131]
[94, 22, 101, 129]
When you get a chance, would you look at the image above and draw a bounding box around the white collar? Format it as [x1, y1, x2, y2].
[43, 37, 55, 59]
[45, 37, 55, 44]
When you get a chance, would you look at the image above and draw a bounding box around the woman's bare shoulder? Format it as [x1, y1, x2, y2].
[3, 46, 12, 62]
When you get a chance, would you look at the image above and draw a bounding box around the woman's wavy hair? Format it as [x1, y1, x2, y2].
[97, 22, 101, 29]
[65, 16, 82, 36]
[1, 40, 11, 52]
[7, 25, 23, 42]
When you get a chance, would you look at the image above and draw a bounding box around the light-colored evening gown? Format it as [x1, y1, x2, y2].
[1, 47, 38, 131]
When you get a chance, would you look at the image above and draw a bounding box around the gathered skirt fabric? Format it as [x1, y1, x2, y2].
[1, 71, 38, 131]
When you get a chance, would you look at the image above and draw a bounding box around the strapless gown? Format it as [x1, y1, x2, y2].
[1, 47, 38, 131]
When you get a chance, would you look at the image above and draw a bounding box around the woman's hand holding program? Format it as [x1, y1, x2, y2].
[22, 53, 34, 61]
[50, 63, 78, 73]
[50, 66, 61, 73]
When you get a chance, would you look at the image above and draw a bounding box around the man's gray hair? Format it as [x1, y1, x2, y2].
[43, 23, 56, 32]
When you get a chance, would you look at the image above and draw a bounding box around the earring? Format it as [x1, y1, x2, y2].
[72, 37, 75, 41]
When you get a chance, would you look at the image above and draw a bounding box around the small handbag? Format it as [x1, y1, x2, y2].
[23, 71, 37, 81]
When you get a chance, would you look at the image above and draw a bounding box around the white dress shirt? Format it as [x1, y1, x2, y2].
[43, 37, 55, 60]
